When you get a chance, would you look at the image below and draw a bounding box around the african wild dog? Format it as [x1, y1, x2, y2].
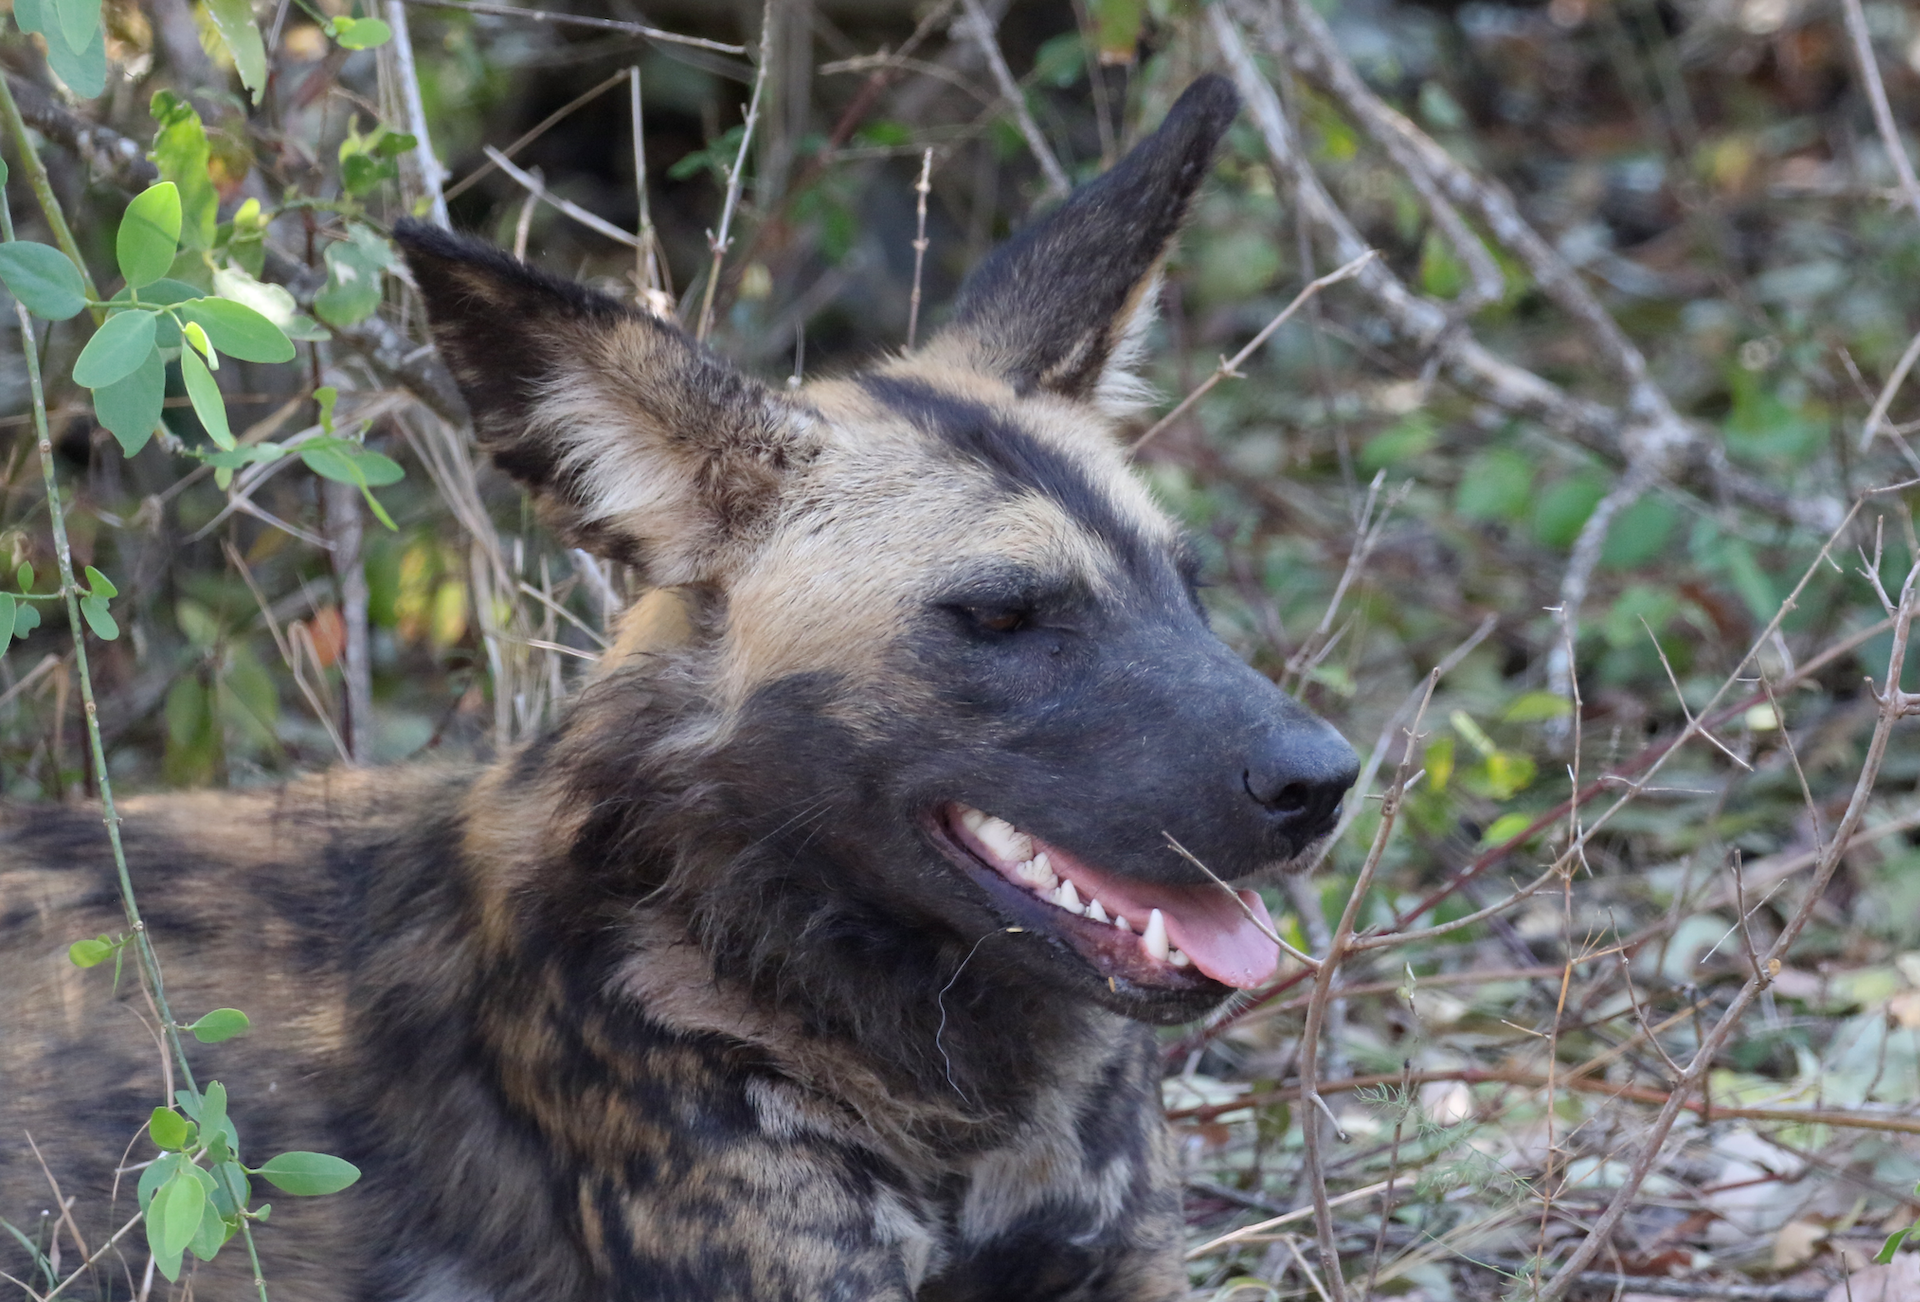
[1, 75, 1358, 1300]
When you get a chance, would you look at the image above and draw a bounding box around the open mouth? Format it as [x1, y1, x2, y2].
[931, 803, 1283, 992]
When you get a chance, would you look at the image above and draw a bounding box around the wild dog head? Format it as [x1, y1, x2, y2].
[395, 75, 1358, 1027]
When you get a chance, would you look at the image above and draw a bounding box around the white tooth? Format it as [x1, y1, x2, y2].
[1054, 880, 1084, 915]
[957, 806, 988, 833]
[976, 816, 1034, 865]
[1027, 852, 1057, 891]
[1085, 898, 1109, 924]
[1114, 915, 1131, 933]
[1142, 908, 1169, 962]
[1170, 948, 1190, 968]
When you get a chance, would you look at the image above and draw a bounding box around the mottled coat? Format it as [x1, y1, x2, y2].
[1, 77, 1357, 1301]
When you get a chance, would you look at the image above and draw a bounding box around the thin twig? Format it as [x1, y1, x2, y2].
[906, 147, 934, 350]
[695, 0, 773, 342]
[1837, 0, 1920, 226]
[390, 0, 745, 53]
[443, 68, 629, 204]
[1858, 326, 1920, 452]
[1162, 833, 1319, 968]
[959, 0, 1070, 201]
[1186, 1180, 1397, 1258]
[482, 146, 643, 250]
[1131, 250, 1377, 451]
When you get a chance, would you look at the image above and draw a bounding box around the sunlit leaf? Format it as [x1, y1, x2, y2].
[146, 1165, 206, 1277]
[179, 297, 295, 363]
[148, 1106, 191, 1152]
[117, 183, 183, 290]
[189, 1008, 251, 1043]
[204, 0, 269, 104]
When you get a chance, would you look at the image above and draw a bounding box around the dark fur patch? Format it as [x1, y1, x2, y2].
[859, 374, 1153, 575]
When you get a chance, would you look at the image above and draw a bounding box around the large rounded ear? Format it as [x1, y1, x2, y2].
[394, 222, 817, 586]
[923, 74, 1238, 416]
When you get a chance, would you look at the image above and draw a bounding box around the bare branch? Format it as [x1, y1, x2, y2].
[1838, 0, 1920, 226]
[1131, 250, 1377, 452]
[696, 0, 774, 342]
[958, 0, 1071, 202]
[391, 0, 747, 54]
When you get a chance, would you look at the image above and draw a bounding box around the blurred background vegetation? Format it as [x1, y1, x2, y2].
[3, 0, 1920, 1295]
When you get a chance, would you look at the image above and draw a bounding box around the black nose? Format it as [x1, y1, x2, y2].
[1246, 725, 1360, 842]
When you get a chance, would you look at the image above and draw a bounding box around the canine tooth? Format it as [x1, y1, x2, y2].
[1169, 948, 1190, 968]
[1142, 909, 1169, 962]
[1114, 915, 1130, 933]
[957, 806, 988, 833]
[975, 816, 1034, 865]
[1054, 879, 1084, 914]
[1085, 898, 1109, 924]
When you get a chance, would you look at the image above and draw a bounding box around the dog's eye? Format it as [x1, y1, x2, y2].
[965, 606, 1029, 634]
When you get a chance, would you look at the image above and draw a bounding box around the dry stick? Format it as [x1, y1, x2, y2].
[482, 146, 643, 250]
[512, 171, 540, 258]
[33, 1212, 142, 1302]
[695, 0, 772, 343]
[631, 66, 668, 306]
[1299, 671, 1442, 1302]
[1547, 465, 1656, 715]
[1838, 0, 1920, 226]
[1162, 833, 1319, 968]
[1131, 250, 1378, 452]
[1187, 1179, 1397, 1258]
[390, 0, 744, 53]
[386, 0, 450, 227]
[443, 68, 629, 204]
[1859, 327, 1920, 452]
[1169, 1067, 1920, 1136]
[959, 0, 1070, 202]
[1540, 555, 1920, 1302]
[906, 148, 934, 350]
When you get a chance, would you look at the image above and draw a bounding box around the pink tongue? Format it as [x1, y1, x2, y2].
[1041, 844, 1282, 990]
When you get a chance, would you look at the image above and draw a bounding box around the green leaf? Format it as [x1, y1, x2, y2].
[15, 0, 106, 98]
[1455, 447, 1535, 523]
[68, 934, 113, 967]
[212, 1160, 250, 1214]
[83, 565, 118, 599]
[187, 1203, 232, 1262]
[149, 1106, 191, 1151]
[81, 594, 118, 641]
[189, 1008, 251, 1043]
[1600, 495, 1678, 571]
[137, 1151, 183, 1211]
[0, 593, 13, 648]
[314, 225, 394, 327]
[16, 562, 33, 591]
[73, 310, 158, 388]
[149, 91, 218, 250]
[1089, 0, 1143, 63]
[147, 1165, 206, 1273]
[204, 0, 269, 103]
[180, 345, 235, 449]
[0, 241, 87, 320]
[92, 346, 166, 457]
[178, 297, 294, 363]
[1502, 691, 1573, 723]
[327, 13, 391, 47]
[1875, 1227, 1909, 1264]
[198, 1082, 229, 1152]
[11, 602, 39, 641]
[1531, 474, 1607, 550]
[252, 1151, 361, 1196]
[51, 0, 101, 57]
[118, 183, 183, 290]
